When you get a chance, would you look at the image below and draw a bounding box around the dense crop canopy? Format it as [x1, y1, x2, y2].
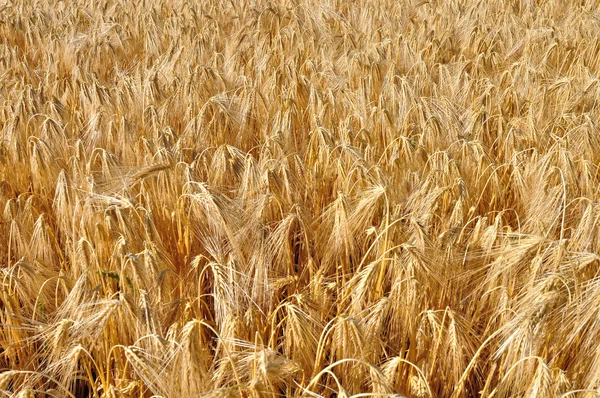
[1, 0, 600, 396]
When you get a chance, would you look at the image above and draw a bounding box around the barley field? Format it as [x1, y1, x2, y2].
[1, 0, 600, 396]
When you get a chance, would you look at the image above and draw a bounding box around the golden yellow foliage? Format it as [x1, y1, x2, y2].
[1, 0, 600, 396]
